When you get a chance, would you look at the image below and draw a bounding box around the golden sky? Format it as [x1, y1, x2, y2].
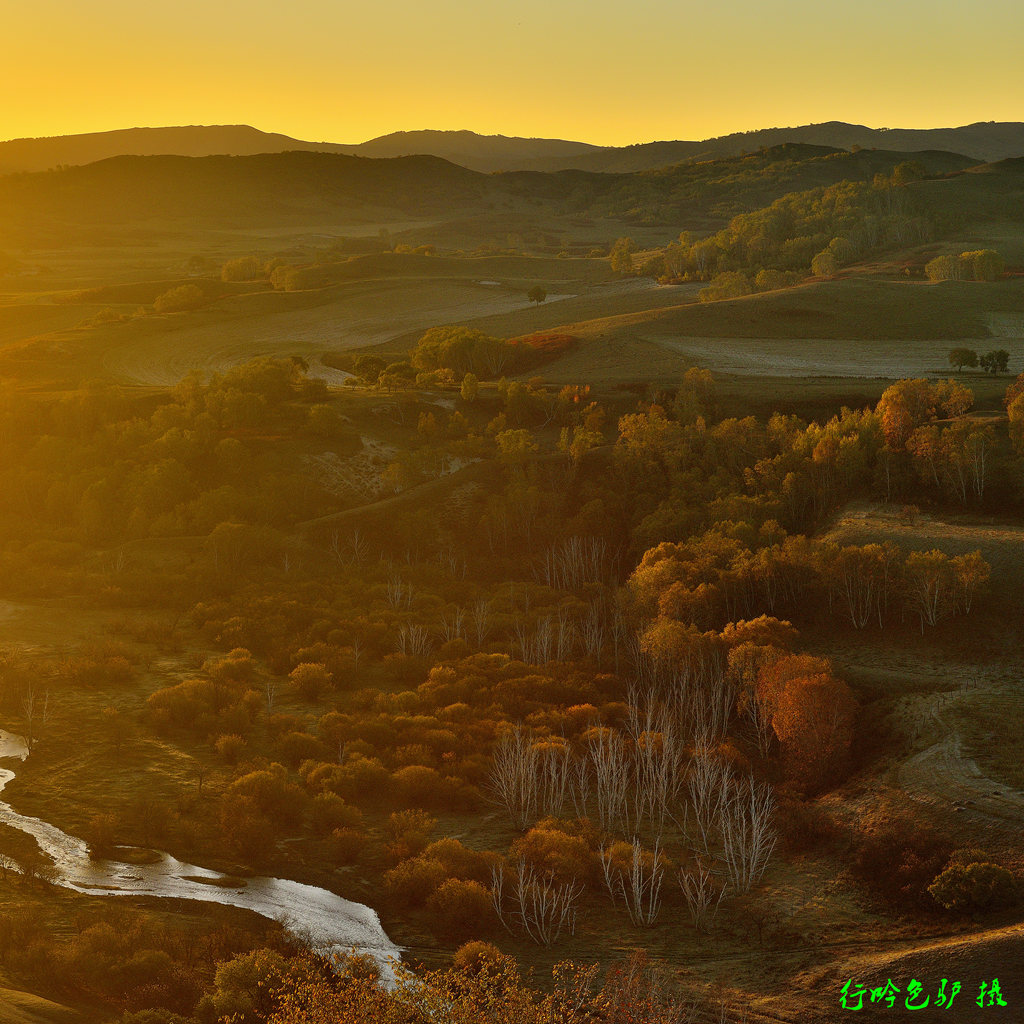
[4, 0, 1023, 145]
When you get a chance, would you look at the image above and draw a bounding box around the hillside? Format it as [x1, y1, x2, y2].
[0, 151, 491, 244]
[0, 143, 982, 249]
[553, 120, 1024, 173]
[339, 129, 603, 171]
[2, 121, 1021, 177]
[0, 124, 354, 175]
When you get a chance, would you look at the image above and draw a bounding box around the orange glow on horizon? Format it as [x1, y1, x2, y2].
[4, 0, 1023, 148]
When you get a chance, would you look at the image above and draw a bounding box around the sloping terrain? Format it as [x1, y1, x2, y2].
[3, 121, 1022, 176]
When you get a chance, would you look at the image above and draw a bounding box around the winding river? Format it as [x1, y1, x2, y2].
[0, 730, 401, 977]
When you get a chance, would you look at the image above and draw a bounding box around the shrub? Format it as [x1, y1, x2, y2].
[699, 271, 753, 302]
[227, 764, 307, 826]
[451, 940, 509, 975]
[929, 861, 1017, 914]
[385, 809, 436, 858]
[276, 731, 330, 768]
[154, 284, 206, 313]
[510, 822, 595, 884]
[391, 764, 443, 806]
[215, 733, 246, 764]
[221, 256, 264, 282]
[382, 857, 448, 905]
[84, 812, 120, 859]
[960, 249, 1004, 282]
[328, 827, 366, 864]
[852, 812, 952, 909]
[310, 754, 389, 803]
[289, 662, 332, 701]
[421, 838, 495, 884]
[428, 879, 493, 941]
[309, 793, 362, 837]
[774, 797, 842, 855]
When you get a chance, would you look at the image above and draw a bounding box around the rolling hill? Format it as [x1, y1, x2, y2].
[2, 121, 1022, 177]
[0, 143, 983, 249]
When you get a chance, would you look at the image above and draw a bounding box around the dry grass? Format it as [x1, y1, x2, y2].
[0, 986, 85, 1024]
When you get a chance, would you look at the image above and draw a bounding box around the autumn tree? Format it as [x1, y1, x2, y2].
[154, 283, 206, 313]
[1008, 391, 1024, 453]
[758, 655, 855, 791]
[610, 238, 636, 275]
[960, 249, 1004, 282]
[459, 373, 478, 403]
[876, 378, 971, 451]
[902, 550, 958, 631]
[810, 249, 838, 278]
[876, 379, 937, 449]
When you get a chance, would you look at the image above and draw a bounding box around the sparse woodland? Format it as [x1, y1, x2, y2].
[0, 141, 1021, 1022]
[0, 342, 1019, 1021]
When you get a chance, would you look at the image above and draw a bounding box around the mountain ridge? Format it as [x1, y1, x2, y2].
[3, 121, 1023, 176]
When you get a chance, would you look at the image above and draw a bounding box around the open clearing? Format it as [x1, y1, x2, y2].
[647, 333, 1018, 379]
[0, 987, 82, 1024]
[0, 259, 693, 387]
[815, 502, 1024, 847]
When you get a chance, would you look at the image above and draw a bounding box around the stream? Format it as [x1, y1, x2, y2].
[0, 730, 402, 977]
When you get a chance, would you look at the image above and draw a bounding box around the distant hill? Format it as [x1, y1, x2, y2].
[0, 151, 492, 244]
[550, 121, 1024, 173]
[0, 143, 985, 249]
[2, 122, 1023, 177]
[0, 125, 600, 175]
[337, 130, 602, 172]
[0, 125, 348, 175]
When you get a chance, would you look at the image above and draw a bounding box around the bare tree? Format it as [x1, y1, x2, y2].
[569, 753, 592, 820]
[396, 624, 431, 657]
[538, 741, 572, 818]
[687, 747, 732, 855]
[512, 617, 534, 664]
[264, 675, 278, 715]
[602, 838, 665, 927]
[679, 860, 729, 931]
[555, 606, 577, 662]
[471, 599, 491, 648]
[537, 536, 608, 590]
[535, 616, 553, 664]
[627, 686, 686, 836]
[579, 603, 604, 665]
[720, 776, 777, 894]
[438, 547, 466, 579]
[492, 858, 583, 946]
[589, 726, 631, 833]
[21, 683, 49, 752]
[331, 528, 368, 566]
[489, 725, 539, 829]
[439, 606, 465, 644]
[386, 576, 413, 609]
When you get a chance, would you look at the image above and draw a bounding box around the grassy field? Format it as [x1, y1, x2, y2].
[813, 502, 1024, 853]
[0, 986, 83, 1024]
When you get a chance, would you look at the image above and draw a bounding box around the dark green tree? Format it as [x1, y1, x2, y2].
[948, 348, 978, 372]
[980, 350, 1010, 375]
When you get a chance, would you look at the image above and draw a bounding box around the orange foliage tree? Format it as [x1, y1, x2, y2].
[757, 655, 855, 791]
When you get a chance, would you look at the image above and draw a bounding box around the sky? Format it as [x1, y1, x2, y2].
[4, 0, 1023, 145]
